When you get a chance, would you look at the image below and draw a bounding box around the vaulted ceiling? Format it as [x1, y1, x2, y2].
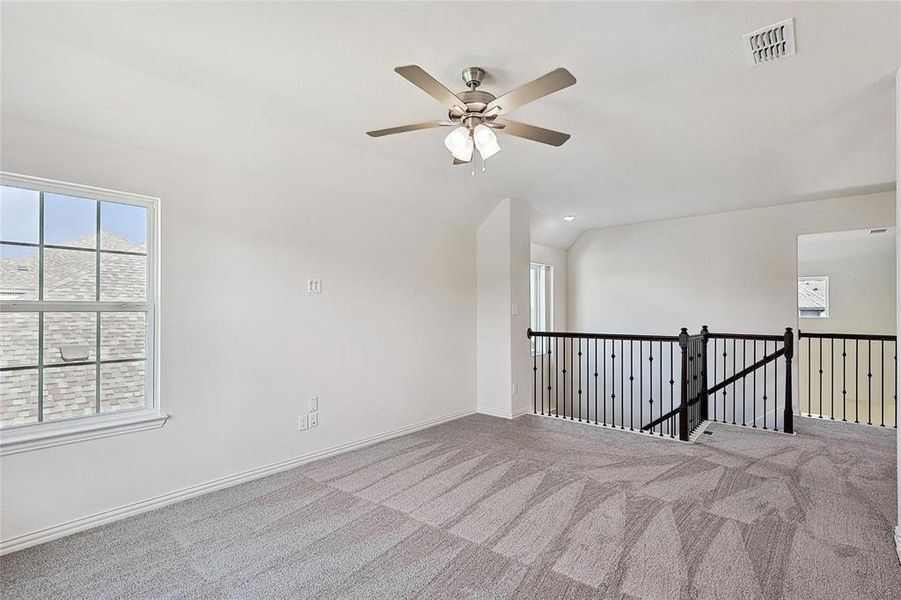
[2, 2, 898, 247]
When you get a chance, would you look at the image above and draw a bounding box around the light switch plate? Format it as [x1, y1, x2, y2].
[307, 279, 322, 294]
[511, 303, 519, 316]
[298, 415, 309, 431]
[309, 412, 319, 428]
[309, 396, 319, 411]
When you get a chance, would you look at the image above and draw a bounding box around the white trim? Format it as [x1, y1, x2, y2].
[477, 407, 516, 419]
[0, 412, 169, 456]
[0, 172, 157, 208]
[0, 407, 475, 555]
[512, 406, 532, 418]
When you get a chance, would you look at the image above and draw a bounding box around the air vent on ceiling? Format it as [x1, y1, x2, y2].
[870, 228, 888, 235]
[743, 18, 796, 66]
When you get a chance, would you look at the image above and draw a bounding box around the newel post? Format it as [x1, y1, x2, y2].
[699, 325, 710, 422]
[678, 327, 690, 441]
[783, 327, 794, 434]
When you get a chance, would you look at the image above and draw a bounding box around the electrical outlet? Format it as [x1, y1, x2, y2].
[309, 412, 319, 428]
[297, 415, 309, 431]
[307, 279, 322, 294]
[513, 383, 519, 396]
[309, 396, 319, 412]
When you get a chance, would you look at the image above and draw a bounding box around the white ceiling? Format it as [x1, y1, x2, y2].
[1, 2, 898, 248]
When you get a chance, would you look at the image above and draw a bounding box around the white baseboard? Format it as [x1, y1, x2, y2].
[0, 407, 476, 556]
[476, 407, 518, 419]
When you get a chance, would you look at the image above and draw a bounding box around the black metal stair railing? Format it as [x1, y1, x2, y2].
[798, 331, 897, 428]
[527, 330, 682, 437]
[529, 325, 796, 441]
[705, 329, 793, 432]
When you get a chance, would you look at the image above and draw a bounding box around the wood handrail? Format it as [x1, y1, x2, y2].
[527, 329, 679, 342]
[798, 331, 896, 342]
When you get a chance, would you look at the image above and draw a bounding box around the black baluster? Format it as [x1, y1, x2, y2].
[618, 339, 624, 429]
[669, 341, 674, 438]
[577, 338, 582, 422]
[818, 338, 823, 418]
[807, 336, 812, 417]
[540, 338, 545, 415]
[752, 341, 757, 428]
[611, 343, 616, 428]
[731, 338, 736, 425]
[659, 340, 664, 436]
[855, 340, 859, 424]
[723, 341, 728, 423]
[774, 340, 779, 432]
[554, 336, 566, 417]
[602, 339, 607, 426]
[867, 340, 872, 426]
[741, 340, 747, 426]
[564, 338, 576, 421]
[831, 338, 835, 420]
[648, 342, 654, 434]
[881, 340, 885, 427]
[842, 339, 847, 422]
[713, 338, 717, 422]
[594, 338, 598, 425]
[762, 340, 768, 430]
[631, 340, 636, 431]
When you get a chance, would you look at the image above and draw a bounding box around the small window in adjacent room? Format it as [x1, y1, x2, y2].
[530, 262, 553, 354]
[0, 173, 163, 452]
[798, 276, 829, 319]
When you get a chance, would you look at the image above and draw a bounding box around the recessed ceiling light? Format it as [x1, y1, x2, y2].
[563, 215, 576, 222]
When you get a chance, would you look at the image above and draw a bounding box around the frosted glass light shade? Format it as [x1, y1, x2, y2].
[444, 127, 473, 162]
[473, 124, 501, 160]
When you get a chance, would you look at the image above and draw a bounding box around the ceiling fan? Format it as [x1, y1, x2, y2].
[366, 65, 576, 166]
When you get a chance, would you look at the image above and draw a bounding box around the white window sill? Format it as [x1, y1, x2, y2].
[0, 412, 169, 456]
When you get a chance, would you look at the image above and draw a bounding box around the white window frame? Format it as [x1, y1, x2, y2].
[530, 262, 554, 355]
[0, 172, 165, 455]
[798, 275, 830, 320]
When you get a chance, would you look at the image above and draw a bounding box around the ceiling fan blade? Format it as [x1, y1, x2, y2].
[366, 120, 449, 137]
[486, 68, 576, 116]
[395, 65, 467, 113]
[496, 120, 571, 146]
[453, 156, 471, 165]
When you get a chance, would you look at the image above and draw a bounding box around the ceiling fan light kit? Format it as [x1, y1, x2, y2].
[367, 65, 576, 169]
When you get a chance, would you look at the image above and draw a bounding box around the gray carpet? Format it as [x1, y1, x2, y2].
[2, 414, 899, 599]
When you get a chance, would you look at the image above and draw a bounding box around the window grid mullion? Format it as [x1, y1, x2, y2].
[96, 199, 101, 414]
[37, 190, 44, 422]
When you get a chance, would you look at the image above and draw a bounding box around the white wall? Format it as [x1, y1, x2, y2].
[476, 199, 531, 419]
[530, 243, 567, 330]
[568, 192, 895, 337]
[0, 119, 478, 544]
[798, 229, 896, 335]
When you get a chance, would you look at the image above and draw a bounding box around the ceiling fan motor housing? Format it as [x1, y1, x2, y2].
[462, 67, 485, 89]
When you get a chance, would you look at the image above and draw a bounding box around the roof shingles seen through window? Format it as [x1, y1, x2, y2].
[0, 230, 147, 427]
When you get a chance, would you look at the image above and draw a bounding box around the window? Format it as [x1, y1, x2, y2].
[798, 276, 829, 319]
[530, 263, 553, 355]
[0, 173, 163, 452]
